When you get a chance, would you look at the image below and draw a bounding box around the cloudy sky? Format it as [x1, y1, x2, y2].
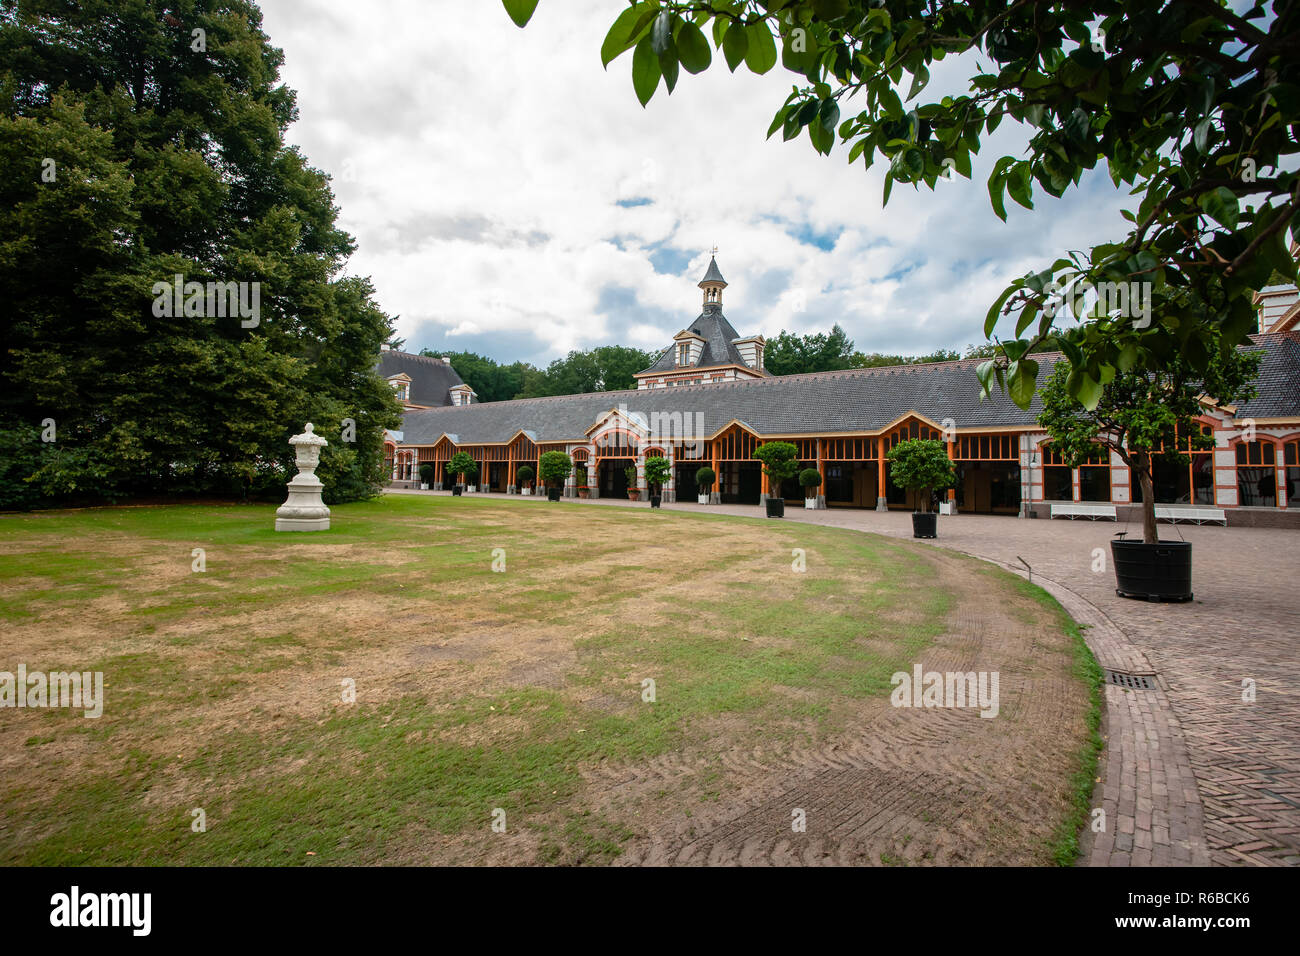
[258, 0, 1132, 366]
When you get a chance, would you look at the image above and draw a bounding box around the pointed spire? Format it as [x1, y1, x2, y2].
[699, 255, 727, 288]
[698, 254, 727, 309]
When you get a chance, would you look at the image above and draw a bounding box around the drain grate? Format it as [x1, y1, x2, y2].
[1106, 669, 1156, 690]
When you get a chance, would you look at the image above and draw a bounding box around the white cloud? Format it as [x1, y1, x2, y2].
[260, 0, 1132, 364]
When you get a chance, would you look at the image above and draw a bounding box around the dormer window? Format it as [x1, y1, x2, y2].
[395, 382, 409, 401]
[678, 343, 690, 366]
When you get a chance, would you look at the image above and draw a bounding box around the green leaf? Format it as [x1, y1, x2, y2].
[984, 283, 1016, 337]
[632, 36, 661, 107]
[1070, 369, 1103, 410]
[600, 6, 643, 68]
[660, 44, 680, 93]
[767, 105, 790, 140]
[988, 172, 1008, 222]
[1193, 118, 1211, 154]
[906, 64, 930, 102]
[813, 0, 850, 17]
[744, 22, 778, 75]
[1198, 186, 1239, 229]
[1063, 107, 1090, 145]
[1008, 358, 1039, 408]
[818, 98, 840, 134]
[1007, 163, 1034, 210]
[651, 11, 673, 55]
[722, 20, 749, 72]
[676, 20, 712, 74]
[501, 0, 539, 28]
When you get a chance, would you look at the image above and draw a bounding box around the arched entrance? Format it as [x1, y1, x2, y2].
[598, 458, 634, 498]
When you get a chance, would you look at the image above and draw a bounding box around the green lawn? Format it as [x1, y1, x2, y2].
[0, 494, 1094, 865]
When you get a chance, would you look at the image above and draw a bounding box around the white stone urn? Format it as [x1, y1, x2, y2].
[275, 422, 331, 531]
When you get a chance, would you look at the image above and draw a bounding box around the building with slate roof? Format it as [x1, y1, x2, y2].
[633, 256, 768, 388]
[384, 258, 1300, 525]
[376, 349, 474, 409]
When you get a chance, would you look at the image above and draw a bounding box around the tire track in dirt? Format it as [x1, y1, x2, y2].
[588, 549, 1090, 866]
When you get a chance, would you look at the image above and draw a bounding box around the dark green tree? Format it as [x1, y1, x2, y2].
[753, 440, 800, 490]
[538, 450, 573, 488]
[765, 324, 856, 375]
[0, 0, 401, 507]
[886, 439, 956, 513]
[519, 345, 658, 396]
[446, 451, 478, 485]
[1039, 334, 1260, 543]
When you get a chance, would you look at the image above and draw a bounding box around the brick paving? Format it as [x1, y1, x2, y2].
[389, 489, 1300, 866]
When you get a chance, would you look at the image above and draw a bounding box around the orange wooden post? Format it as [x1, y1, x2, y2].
[947, 438, 957, 502]
[817, 439, 825, 488]
[877, 438, 886, 502]
[712, 443, 719, 500]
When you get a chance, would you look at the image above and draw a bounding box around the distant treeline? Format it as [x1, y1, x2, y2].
[407, 325, 1057, 403]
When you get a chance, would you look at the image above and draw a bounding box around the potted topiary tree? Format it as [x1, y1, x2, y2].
[1039, 333, 1259, 601]
[538, 450, 571, 502]
[624, 464, 641, 501]
[886, 438, 956, 538]
[575, 466, 590, 498]
[799, 468, 822, 509]
[753, 441, 799, 518]
[644, 455, 672, 508]
[515, 464, 534, 496]
[447, 451, 477, 496]
[418, 462, 434, 491]
[695, 465, 715, 505]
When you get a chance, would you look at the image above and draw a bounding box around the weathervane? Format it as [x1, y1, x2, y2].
[711, 244, 718, 256]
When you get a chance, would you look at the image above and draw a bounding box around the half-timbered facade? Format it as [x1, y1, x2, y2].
[386, 259, 1300, 526]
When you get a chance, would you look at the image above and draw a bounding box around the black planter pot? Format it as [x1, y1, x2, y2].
[547, 487, 562, 502]
[1112, 539, 1193, 601]
[452, 484, 463, 497]
[765, 497, 785, 518]
[650, 495, 662, 509]
[911, 511, 937, 538]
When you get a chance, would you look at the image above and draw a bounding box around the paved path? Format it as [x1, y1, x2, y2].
[389, 489, 1300, 866]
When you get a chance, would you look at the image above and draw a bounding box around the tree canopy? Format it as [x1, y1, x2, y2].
[1038, 335, 1260, 542]
[1, 0, 401, 507]
[506, 0, 1298, 411]
[886, 438, 956, 511]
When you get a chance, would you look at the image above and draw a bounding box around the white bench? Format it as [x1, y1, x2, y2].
[1154, 505, 1227, 526]
[1050, 503, 1118, 520]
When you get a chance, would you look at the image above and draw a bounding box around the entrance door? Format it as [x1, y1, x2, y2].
[675, 462, 699, 500]
[599, 459, 632, 498]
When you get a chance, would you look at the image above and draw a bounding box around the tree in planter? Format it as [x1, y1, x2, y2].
[418, 463, 435, 488]
[1039, 340, 1260, 544]
[799, 467, 823, 503]
[752, 441, 800, 496]
[515, 464, 534, 492]
[886, 440, 956, 513]
[695, 465, 716, 502]
[447, 451, 478, 489]
[644, 456, 673, 502]
[624, 464, 641, 499]
[538, 450, 572, 495]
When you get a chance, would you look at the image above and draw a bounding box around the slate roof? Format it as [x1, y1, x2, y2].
[397, 334, 1300, 446]
[376, 350, 467, 407]
[1236, 333, 1300, 419]
[400, 354, 1057, 445]
[699, 256, 727, 286]
[637, 305, 764, 376]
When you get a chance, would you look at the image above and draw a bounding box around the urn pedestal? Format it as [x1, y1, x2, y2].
[275, 423, 331, 532]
